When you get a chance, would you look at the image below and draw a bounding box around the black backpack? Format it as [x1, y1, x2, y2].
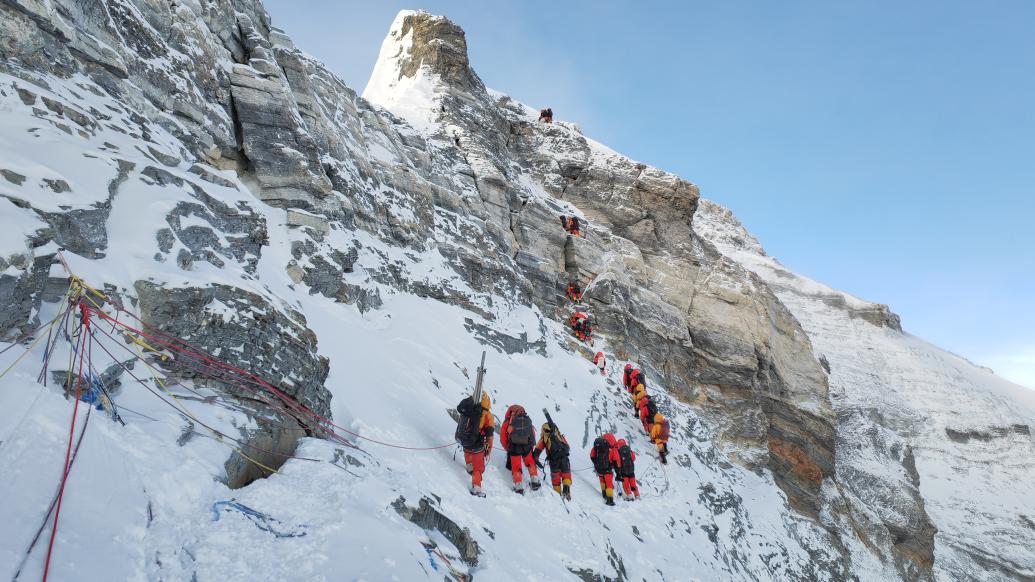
[645, 398, 658, 420]
[617, 444, 635, 474]
[634, 372, 646, 390]
[571, 216, 580, 230]
[509, 413, 534, 446]
[454, 397, 483, 449]
[592, 437, 612, 473]
[547, 431, 570, 460]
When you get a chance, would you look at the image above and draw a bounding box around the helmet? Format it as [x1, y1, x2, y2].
[624, 363, 633, 371]
[541, 422, 552, 433]
[617, 439, 627, 447]
[481, 392, 491, 410]
[654, 413, 664, 423]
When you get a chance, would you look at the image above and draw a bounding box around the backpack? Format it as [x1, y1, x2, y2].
[656, 419, 671, 441]
[646, 399, 659, 420]
[592, 437, 612, 473]
[454, 397, 483, 449]
[560, 216, 569, 230]
[570, 217, 580, 230]
[618, 444, 635, 474]
[547, 431, 570, 460]
[508, 413, 534, 446]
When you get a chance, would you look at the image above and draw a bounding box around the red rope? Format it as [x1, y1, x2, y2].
[87, 307, 457, 451]
[42, 302, 89, 581]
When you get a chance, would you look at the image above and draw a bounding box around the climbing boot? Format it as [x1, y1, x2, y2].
[530, 476, 541, 491]
[553, 485, 562, 494]
[469, 485, 484, 497]
[605, 496, 616, 506]
[513, 483, 525, 495]
[562, 484, 572, 500]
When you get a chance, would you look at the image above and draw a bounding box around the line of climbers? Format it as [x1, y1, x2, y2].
[455, 390, 655, 505]
[451, 212, 671, 502]
[624, 364, 670, 464]
[455, 395, 575, 499]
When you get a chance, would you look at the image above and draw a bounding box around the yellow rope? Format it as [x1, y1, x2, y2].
[59, 272, 279, 476]
[68, 275, 107, 302]
[126, 333, 282, 476]
[81, 293, 167, 359]
[0, 306, 68, 380]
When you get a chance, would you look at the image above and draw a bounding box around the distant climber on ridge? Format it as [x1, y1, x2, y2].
[593, 351, 606, 375]
[632, 382, 647, 411]
[651, 413, 671, 464]
[456, 392, 494, 496]
[569, 311, 589, 342]
[534, 411, 573, 500]
[567, 279, 583, 303]
[500, 405, 541, 494]
[591, 432, 621, 506]
[630, 368, 645, 391]
[538, 107, 553, 123]
[639, 393, 658, 433]
[623, 363, 636, 392]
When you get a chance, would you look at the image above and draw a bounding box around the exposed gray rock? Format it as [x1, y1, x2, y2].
[0, 249, 55, 339]
[391, 496, 481, 566]
[463, 317, 547, 355]
[223, 400, 306, 490]
[134, 280, 331, 418]
[1, 169, 26, 185]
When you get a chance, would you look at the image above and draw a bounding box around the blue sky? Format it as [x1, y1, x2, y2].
[264, 1, 1035, 388]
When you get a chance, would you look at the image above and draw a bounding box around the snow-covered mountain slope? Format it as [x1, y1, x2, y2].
[0, 2, 1031, 580]
[695, 200, 1035, 580]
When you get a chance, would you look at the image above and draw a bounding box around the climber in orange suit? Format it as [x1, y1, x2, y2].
[458, 392, 494, 496]
[651, 413, 670, 464]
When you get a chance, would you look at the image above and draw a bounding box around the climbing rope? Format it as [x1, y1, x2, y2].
[86, 305, 458, 451]
[42, 302, 90, 582]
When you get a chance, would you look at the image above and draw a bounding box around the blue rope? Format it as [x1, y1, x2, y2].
[211, 500, 309, 538]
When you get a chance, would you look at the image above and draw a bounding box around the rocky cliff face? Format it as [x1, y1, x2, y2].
[1, 3, 1031, 581]
[696, 200, 1035, 581]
